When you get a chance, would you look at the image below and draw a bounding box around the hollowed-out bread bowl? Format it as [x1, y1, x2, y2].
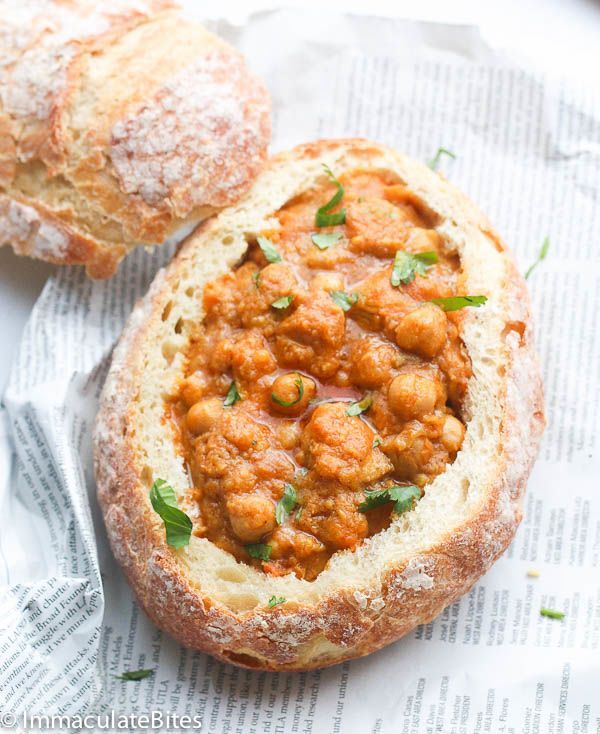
[94, 139, 544, 670]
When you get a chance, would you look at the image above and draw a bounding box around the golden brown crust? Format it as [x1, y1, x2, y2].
[94, 139, 545, 670]
[0, 0, 271, 277]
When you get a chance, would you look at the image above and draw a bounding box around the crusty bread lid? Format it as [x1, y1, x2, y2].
[0, 0, 271, 277]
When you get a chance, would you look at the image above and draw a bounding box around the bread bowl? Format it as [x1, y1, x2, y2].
[0, 0, 270, 277]
[94, 138, 544, 670]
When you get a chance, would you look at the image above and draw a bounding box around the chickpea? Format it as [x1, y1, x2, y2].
[440, 414, 465, 453]
[180, 373, 207, 407]
[395, 303, 447, 359]
[276, 420, 303, 449]
[227, 493, 276, 543]
[387, 373, 439, 420]
[320, 500, 368, 550]
[384, 433, 434, 479]
[269, 525, 325, 559]
[186, 397, 223, 435]
[270, 372, 316, 414]
[231, 331, 276, 382]
[209, 338, 233, 373]
[260, 263, 297, 303]
[312, 273, 344, 292]
[350, 338, 401, 388]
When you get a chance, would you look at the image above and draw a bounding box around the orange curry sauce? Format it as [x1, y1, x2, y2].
[171, 169, 471, 580]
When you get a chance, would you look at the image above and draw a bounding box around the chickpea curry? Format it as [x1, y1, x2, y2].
[171, 168, 480, 581]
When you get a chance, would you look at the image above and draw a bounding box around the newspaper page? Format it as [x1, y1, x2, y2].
[1, 9, 599, 734]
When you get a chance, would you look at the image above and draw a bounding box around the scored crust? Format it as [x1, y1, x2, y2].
[0, 0, 271, 277]
[94, 139, 545, 670]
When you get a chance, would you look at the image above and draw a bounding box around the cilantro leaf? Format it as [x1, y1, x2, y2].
[114, 669, 154, 681]
[149, 479, 192, 549]
[252, 271, 262, 289]
[276, 484, 298, 525]
[224, 381, 241, 407]
[540, 607, 565, 620]
[311, 231, 342, 250]
[372, 437, 382, 448]
[151, 478, 178, 506]
[268, 595, 286, 608]
[346, 395, 372, 417]
[525, 236, 550, 279]
[429, 295, 487, 311]
[315, 165, 346, 227]
[428, 147, 456, 171]
[271, 295, 293, 310]
[246, 543, 272, 561]
[389, 485, 422, 515]
[358, 487, 393, 512]
[257, 236, 282, 263]
[391, 250, 438, 286]
[358, 485, 421, 515]
[329, 291, 358, 312]
[271, 373, 305, 407]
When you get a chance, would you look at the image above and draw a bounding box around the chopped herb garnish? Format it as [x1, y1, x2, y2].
[257, 235, 282, 263]
[252, 271, 262, 289]
[330, 291, 358, 312]
[114, 669, 154, 681]
[540, 607, 565, 620]
[246, 543, 272, 561]
[372, 437, 382, 449]
[276, 484, 298, 525]
[315, 165, 346, 227]
[358, 485, 421, 515]
[149, 479, 192, 549]
[391, 250, 438, 286]
[346, 395, 372, 417]
[224, 381, 241, 406]
[311, 231, 342, 250]
[271, 295, 293, 310]
[392, 486, 422, 515]
[430, 295, 488, 311]
[525, 236, 550, 279]
[428, 147, 456, 171]
[358, 487, 394, 512]
[268, 595, 286, 608]
[271, 373, 305, 407]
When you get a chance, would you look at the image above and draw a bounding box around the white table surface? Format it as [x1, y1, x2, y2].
[1, 0, 599, 393]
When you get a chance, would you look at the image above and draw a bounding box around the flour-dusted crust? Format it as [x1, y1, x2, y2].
[94, 139, 545, 670]
[0, 0, 271, 278]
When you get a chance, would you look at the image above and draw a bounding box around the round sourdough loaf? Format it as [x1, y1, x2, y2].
[0, 0, 270, 277]
[94, 139, 545, 670]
